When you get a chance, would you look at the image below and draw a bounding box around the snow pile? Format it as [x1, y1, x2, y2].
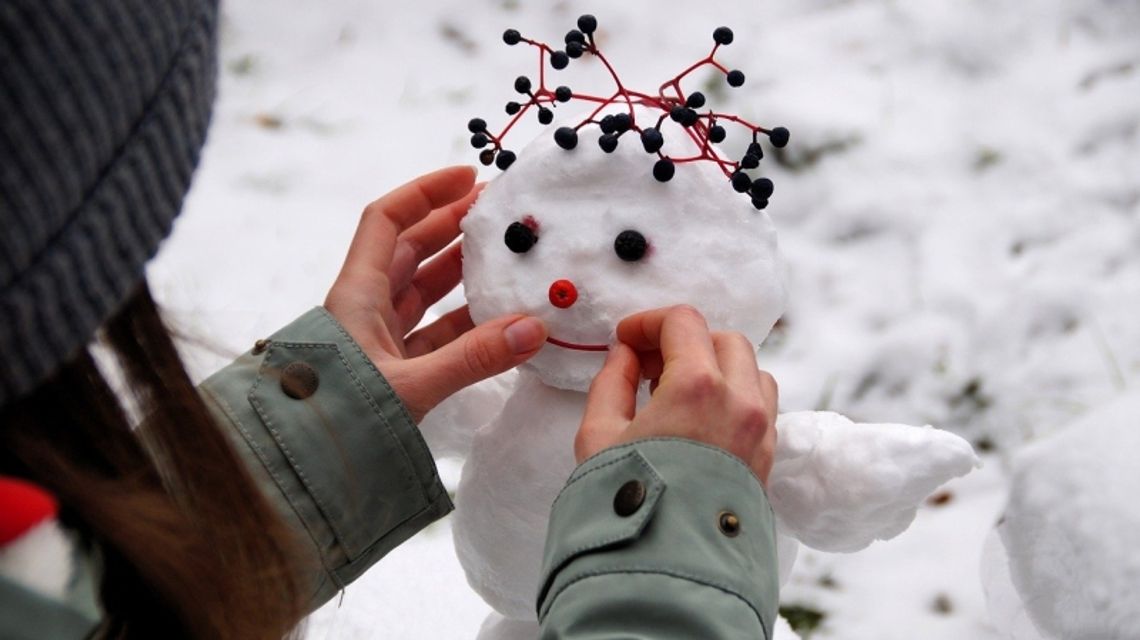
[987, 391, 1140, 639]
[462, 106, 785, 392]
[771, 411, 980, 552]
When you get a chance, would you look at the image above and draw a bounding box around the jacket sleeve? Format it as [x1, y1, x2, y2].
[198, 307, 453, 609]
[537, 438, 780, 640]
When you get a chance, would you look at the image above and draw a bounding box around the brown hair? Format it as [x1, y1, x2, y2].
[0, 283, 307, 638]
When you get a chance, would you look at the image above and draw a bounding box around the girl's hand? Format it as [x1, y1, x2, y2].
[325, 166, 547, 423]
[574, 305, 778, 484]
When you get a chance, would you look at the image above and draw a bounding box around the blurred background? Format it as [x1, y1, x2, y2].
[147, 0, 1140, 637]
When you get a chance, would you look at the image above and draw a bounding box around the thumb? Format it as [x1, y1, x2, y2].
[575, 343, 640, 462]
[409, 314, 547, 409]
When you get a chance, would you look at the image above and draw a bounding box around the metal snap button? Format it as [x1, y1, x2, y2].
[613, 480, 646, 517]
[280, 362, 319, 400]
[251, 338, 270, 355]
[718, 511, 741, 537]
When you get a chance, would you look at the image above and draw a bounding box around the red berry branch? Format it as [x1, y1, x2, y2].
[467, 15, 790, 210]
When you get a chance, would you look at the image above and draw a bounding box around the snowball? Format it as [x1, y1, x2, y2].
[768, 411, 980, 552]
[462, 106, 785, 392]
[981, 529, 1047, 640]
[994, 391, 1140, 639]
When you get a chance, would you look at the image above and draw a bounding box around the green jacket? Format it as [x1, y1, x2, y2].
[0, 308, 779, 638]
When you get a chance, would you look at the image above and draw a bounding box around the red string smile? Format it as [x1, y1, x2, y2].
[546, 336, 609, 352]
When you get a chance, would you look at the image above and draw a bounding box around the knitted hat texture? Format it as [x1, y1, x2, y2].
[0, 0, 219, 406]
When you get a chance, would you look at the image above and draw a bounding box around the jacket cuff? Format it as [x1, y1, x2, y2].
[199, 307, 452, 605]
[537, 438, 779, 639]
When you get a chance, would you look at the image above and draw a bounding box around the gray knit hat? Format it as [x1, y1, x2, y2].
[0, 0, 219, 406]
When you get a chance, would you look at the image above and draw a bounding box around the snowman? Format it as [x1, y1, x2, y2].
[419, 17, 979, 639]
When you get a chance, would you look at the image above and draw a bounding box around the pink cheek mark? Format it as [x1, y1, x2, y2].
[522, 215, 540, 233]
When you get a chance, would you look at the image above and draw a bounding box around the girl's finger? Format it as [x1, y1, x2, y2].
[392, 243, 464, 331]
[338, 166, 475, 282]
[403, 305, 476, 357]
[388, 184, 484, 291]
[711, 332, 762, 395]
[576, 343, 641, 462]
[616, 305, 718, 376]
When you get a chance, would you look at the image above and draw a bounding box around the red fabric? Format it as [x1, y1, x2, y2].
[0, 476, 58, 546]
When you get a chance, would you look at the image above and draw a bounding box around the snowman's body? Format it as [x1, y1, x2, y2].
[452, 372, 580, 619]
[420, 110, 979, 637]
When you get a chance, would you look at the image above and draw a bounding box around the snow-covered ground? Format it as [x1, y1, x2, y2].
[148, 0, 1140, 637]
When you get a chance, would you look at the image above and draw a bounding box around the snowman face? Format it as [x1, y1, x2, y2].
[462, 110, 786, 392]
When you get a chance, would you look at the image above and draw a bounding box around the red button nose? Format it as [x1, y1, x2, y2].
[549, 279, 578, 309]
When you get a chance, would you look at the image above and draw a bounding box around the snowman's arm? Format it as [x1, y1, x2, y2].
[767, 410, 980, 553]
[537, 439, 779, 640]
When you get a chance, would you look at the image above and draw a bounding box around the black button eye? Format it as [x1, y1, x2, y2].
[614, 230, 648, 262]
[504, 221, 537, 253]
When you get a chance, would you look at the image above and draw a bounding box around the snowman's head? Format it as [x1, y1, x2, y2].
[462, 107, 786, 392]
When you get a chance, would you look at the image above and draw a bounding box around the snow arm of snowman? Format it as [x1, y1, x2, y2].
[416, 370, 519, 460]
[768, 411, 980, 553]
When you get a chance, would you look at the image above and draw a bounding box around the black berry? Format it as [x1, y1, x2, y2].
[578, 14, 598, 35]
[708, 125, 727, 143]
[726, 70, 745, 87]
[769, 126, 790, 148]
[750, 178, 774, 199]
[653, 158, 676, 182]
[686, 91, 706, 109]
[747, 141, 764, 158]
[566, 41, 585, 58]
[555, 86, 573, 102]
[681, 108, 699, 127]
[751, 196, 769, 210]
[599, 133, 619, 153]
[670, 105, 687, 123]
[612, 112, 632, 133]
[600, 114, 617, 134]
[551, 51, 570, 69]
[614, 230, 648, 262]
[467, 118, 487, 133]
[713, 26, 734, 45]
[565, 29, 586, 45]
[470, 133, 489, 148]
[538, 108, 553, 125]
[504, 221, 537, 253]
[505, 101, 521, 115]
[514, 76, 532, 94]
[496, 150, 517, 170]
[554, 127, 578, 149]
[731, 171, 751, 192]
[741, 153, 760, 169]
[503, 29, 521, 45]
[479, 149, 495, 166]
[641, 128, 664, 153]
